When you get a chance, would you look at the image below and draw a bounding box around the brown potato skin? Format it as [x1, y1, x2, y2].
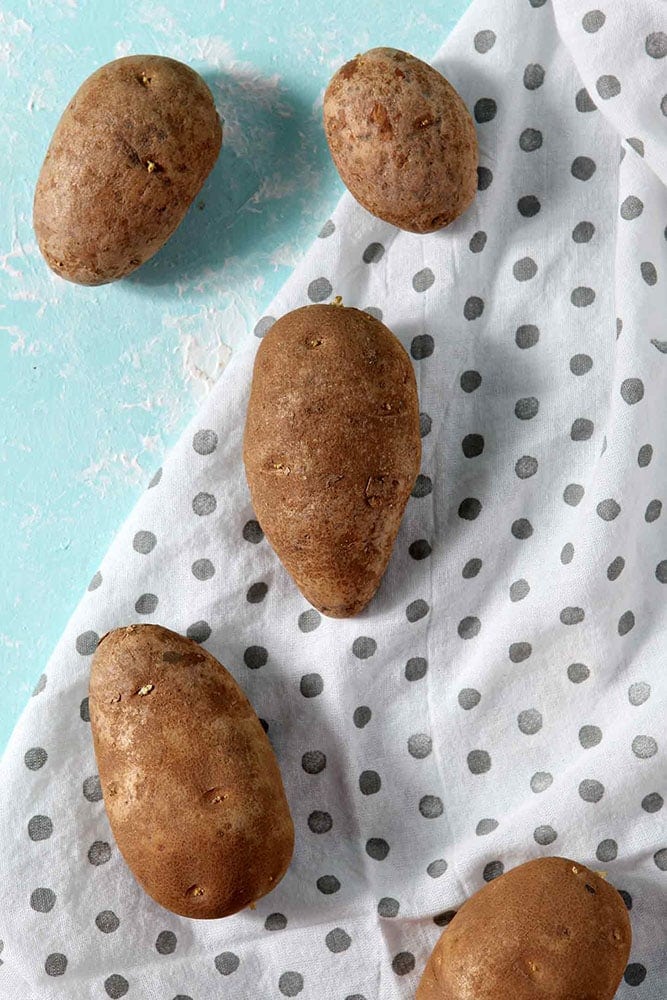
[33, 55, 222, 285]
[89, 625, 294, 919]
[324, 47, 478, 233]
[243, 304, 421, 618]
[417, 857, 631, 1000]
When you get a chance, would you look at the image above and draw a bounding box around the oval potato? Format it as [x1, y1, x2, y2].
[324, 47, 478, 233]
[89, 625, 294, 919]
[243, 304, 421, 617]
[34, 55, 222, 284]
[417, 857, 631, 1000]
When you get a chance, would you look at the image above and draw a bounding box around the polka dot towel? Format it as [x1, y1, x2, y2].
[1, 0, 665, 997]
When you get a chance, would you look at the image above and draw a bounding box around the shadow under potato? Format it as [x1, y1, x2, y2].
[129, 69, 323, 290]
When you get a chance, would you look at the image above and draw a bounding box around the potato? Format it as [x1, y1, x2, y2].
[417, 857, 631, 999]
[89, 624, 294, 919]
[243, 304, 421, 617]
[33, 55, 222, 285]
[324, 47, 478, 233]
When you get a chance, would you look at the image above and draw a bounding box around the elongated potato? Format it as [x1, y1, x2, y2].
[34, 55, 222, 284]
[417, 857, 631, 999]
[89, 625, 294, 919]
[243, 304, 421, 617]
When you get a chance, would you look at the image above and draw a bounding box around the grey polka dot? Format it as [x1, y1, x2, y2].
[571, 157, 596, 181]
[579, 725, 602, 749]
[511, 518, 533, 540]
[458, 616, 481, 640]
[655, 850, 667, 871]
[45, 953, 67, 977]
[427, 858, 447, 878]
[518, 709, 542, 734]
[469, 230, 487, 253]
[79, 696, 90, 721]
[308, 811, 332, 834]
[133, 530, 156, 554]
[419, 414, 433, 439]
[88, 571, 102, 591]
[516, 324, 539, 349]
[531, 771, 553, 793]
[83, 775, 102, 802]
[646, 31, 667, 58]
[656, 561, 667, 583]
[579, 779, 604, 803]
[352, 636, 377, 659]
[244, 646, 268, 670]
[148, 466, 162, 488]
[363, 242, 385, 264]
[524, 63, 545, 89]
[247, 581, 268, 603]
[156, 930, 177, 955]
[364, 306, 382, 322]
[582, 9, 605, 31]
[460, 370, 482, 393]
[477, 166, 493, 190]
[458, 688, 481, 709]
[458, 497, 482, 520]
[302, 750, 326, 775]
[662, 94, 667, 117]
[642, 792, 663, 813]
[31, 887, 56, 912]
[28, 815, 52, 841]
[33, 674, 47, 697]
[571, 418, 594, 441]
[366, 838, 389, 860]
[626, 137, 644, 157]
[596, 498, 621, 522]
[279, 971, 304, 996]
[318, 220, 335, 238]
[519, 129, 542, 153]
[570, 353, 593, 375]
[242, 519, 264, 544]
[621, 378, 644, 404]
[405, 657, 427, 681]
[641, 261, 658, 286]
[409, 539, 432, 560]
[353, 706, 371, 727]
[625, 964, 648, 986]
[515, 397, 539, 420]
[638, 444, 653, 467]
[412, 268, 434, 292]
[325, 927, 351, 953]
[24, 747, 47, 770]
[607, 556, 625, 581]
[529, 0, 547, 7]
[646, 499, 662, 523]
[215, 952, 240, 976]
[300, 673, 323, 698]
[476, 818, 498, 835]
[254, 315, 276, 338]
[192, 429, 218, 455]
[406, 599, 429, 622]
[571, 286, 596, 308]
[76, 631, 99, 656]
[632, 735, 658, 759]
[412, 474, 433, 503]
[392, 952, 415, 976]
[464, 296, 484, 320]
[510, 579, 530, 602]
[359, 770, 381, 794]
[298, 609, 321, 633]
[560, 543, 574, 565]
[564, 483, 585, 506]
[618, 610, 635, 635]
[595, 838, 618, 863]
[192, 492, 216, 516]
[568, 662, 590, 683]
[265, 913, 287, 931]
[317, 875, 341, 894]
[620, 195, 643, 220]
[468, 750, 491, 774]
[419, 795, 444, 819]
[308, 277, 332, 302]
[483, 860, 504, 882]
[411, 334, 434, 359]
[408, 733, 432, 759]
[186, 620, 211, 643]
[509, 641, 532, 663]
[517, 194, 541, 217]
[629, 681, 651, 705]
[474, 98, 497, 123]
[534, 825, 557, 845]
[462, 557, 482, 578]
[192, 558, 215, 580]
[576, 88, 597, 112]
[378, 897, 400, 918]
[88, 841, 111, 865]
[597, 75, 621, 99]
[515, 455, 538, 479]
[95, 910, 120, 933]
[474, 29, 496, 53]
[572, 221, 595, 243]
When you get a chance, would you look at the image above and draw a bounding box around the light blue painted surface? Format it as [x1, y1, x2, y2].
[0, 0, 471, 752]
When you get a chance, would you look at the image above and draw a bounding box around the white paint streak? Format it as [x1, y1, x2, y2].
[114, 40, 133, 58]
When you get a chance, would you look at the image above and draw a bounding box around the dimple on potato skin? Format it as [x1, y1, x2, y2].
[324, 47, 478, 233]
[33, 55, 222, 285]
[89, 625, 294, 919]
[243, 304, 421, 618]
[417, 856, 632, 1000]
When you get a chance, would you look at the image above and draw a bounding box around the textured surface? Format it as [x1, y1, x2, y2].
[0, 0, 471, 753]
